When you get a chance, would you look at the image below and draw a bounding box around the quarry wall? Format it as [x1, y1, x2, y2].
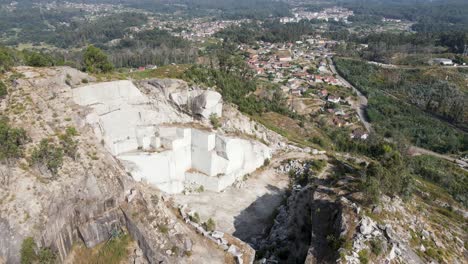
[72, 80, 271, 194]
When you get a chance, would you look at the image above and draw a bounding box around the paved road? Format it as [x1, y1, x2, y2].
[327, 57, 372, 132]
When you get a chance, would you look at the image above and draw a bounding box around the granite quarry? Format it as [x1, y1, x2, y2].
[72, 80, 271, 194]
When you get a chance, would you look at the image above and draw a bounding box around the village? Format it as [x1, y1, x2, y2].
[241, 38, 369, 140]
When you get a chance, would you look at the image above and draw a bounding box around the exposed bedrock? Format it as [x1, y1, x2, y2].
[257, 184, 346, 264]
[72, 80, 271, 194]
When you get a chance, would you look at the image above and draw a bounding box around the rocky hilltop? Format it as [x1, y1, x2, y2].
[0, 66, 277, 263]
[0, 67, 466, 264]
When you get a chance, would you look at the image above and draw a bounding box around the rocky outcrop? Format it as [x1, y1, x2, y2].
[72, 80, 270, 194]
[145, 79, 222, 119]
[39, 198, 126, 261]
[257, 185, 315, 263]
[0, 67, 227, 263]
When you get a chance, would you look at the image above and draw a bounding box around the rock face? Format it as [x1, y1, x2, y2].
[72, 80, 270, 194]
[147, 79, 222, 119]
[0, 68, 229, 263]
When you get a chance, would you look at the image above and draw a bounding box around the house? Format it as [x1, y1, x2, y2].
[319, 89, 328, 97]
[351, 129, 369, 140]
[290, 89, 302, 96]
[145, 65, 158, 70]
[327, 95, 341, 103]
[431, 58, 454, 66]
[335, 109, 346, 116]
[277, 49, 292, 62]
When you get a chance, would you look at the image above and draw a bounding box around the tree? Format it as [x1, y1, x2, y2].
[0, 118, 27, 185]
[83, 45, 114, 73]
[25, 52, 53, 67]
[0, 46, 15, 73]
[30, 139, 63, 176]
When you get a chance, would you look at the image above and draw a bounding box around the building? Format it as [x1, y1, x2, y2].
[431, 58, 454, 66]
[327, 95, 341, 104]
[351, 129, 369, 140]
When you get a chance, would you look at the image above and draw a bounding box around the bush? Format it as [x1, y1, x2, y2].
[370, 238, 384, 256]
[189, 212, 200, 224]
[204, 218, 216, 231]
[0, 80, 7, 98]
[20, 237, 37, 264]
[0, 118, 27, 161]
[30, 139, 64, 175]
[83, 45, 114, 73]
[59, 127, 79, 160]
[209, 113, 220, 129]
[358, 249, 369, 264]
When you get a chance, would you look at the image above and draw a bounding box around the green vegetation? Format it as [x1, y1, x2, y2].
[184, 48, 293, 117]
[209, 114, 220, 129]
[58, 127, 79, 160]
[334, 58, 467, 154]
[358, 249, 370, 264]
[0, 81, 7, 98]
[20, 237, 36, 264]
[204, 218, 216, 232]
[83, 45, 114, 74]
[216, 20, 320, 44]
[20, 237, 57, 264]
[129, 65, 190, 80]
[30, 139, 64, 175]
[189, 212, 201, 224]
[72, 233, 131, 264]
[0, 45, 64, 70]
[0, 118, 26, 160]
[340, 0, 468, 33]
[408, 155, 467, 206]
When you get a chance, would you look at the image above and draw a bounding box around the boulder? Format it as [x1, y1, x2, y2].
[359, 217, 375, 235]
[190, 91, 222, 119]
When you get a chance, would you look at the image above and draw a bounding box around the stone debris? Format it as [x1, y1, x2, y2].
[177, 205, 253, 263]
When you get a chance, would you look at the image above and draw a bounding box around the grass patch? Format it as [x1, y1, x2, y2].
[71, 233, 132, 264]
[129, 64, 190, 80]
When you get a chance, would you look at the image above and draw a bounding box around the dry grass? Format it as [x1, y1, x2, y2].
[68, 234, 132, 264]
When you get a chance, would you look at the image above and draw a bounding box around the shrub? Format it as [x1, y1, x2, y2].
[30, 139, 64, 175]
[0, 118, 27, 161]
[189, 212, 200, 224]
[370, 238, 384, 256]
[83, 45, 114, 73]
[209, 113, 220, 129]
[0, 80, 7, 98]
[158, 224, 169, 234]
[20, 237, 37, 264]
[358, 249, 369, 264]
[58, 127, 79, 160]
[20, 237, 57, 264]
[204, 218, 216, 232]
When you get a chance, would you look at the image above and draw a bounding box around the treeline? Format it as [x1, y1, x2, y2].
[329, 126, 467, 206]
[338, 0, 468, 33]
[108, 29, 197, 68]
[58, 0, 291, 19]
[329, 30, 468, 64]
[0, 46, 67, 72]
[183, 44, 292, 116]
[334, 58, 468, 154]
[215, 20, 320, 44]
[52, 13, 147, 48]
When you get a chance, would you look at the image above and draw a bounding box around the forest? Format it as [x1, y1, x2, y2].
[334, 58, 468, 154]
[336, 0, 468, 33]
